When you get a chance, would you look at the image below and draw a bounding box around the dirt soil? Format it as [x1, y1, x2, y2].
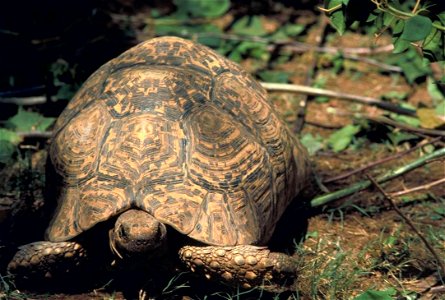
[1, 4, 444, 300]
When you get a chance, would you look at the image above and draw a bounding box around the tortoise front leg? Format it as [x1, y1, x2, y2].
[8, 241, 87, 279]
[179, 245, 297, 290]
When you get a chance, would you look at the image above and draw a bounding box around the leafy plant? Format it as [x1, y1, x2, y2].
[301, 133, 325, 155]
[323, 0, 445, 62]
[353, 288, 397, 300]
[328, 124, 361, 152]
[173, 0, 230, 18]
[0, 108, 55, 163]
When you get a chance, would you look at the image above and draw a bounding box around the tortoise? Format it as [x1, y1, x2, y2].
[7, 36, 311, 290]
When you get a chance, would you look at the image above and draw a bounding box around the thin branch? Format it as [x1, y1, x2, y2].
[310, 147, 445, 207]
[305, 120, 343, 129]
[430, 285, 445, 293]
[188, 32, 395, 55]
[17, 131, 53, 139]
[0, 85, 47, 97]
[390, 177, 445, 197]
[324, 137, 443, 183]
[365, 116, 445, 137]
[367, 174, 445, 278]
[277, 45, 402, 72]
[412, 0, 421, 14]
[0, 96, 48, 105]
[261, 82, 416, 116]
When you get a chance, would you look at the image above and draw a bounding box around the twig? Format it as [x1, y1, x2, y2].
[0, 85, 47, 97]
[305, 120, 343, 129]
[430, 285, 445, 293]
[278, 45, 402, 73]
[189, 32, 401, 72]
[0, 96, 48, 105]
[310, 147, 445, 207]
[390, 177, 445, 197]
[324, 137, 443, 183]
[412, 0, 421, 14]
[261, 82, 416, 116]
[294, 16, 329, 133]
[365, 116, 445, 137]
[367, 174, 445, 278]
[186, 32, 395, 55]
[17, 131, 53, 139]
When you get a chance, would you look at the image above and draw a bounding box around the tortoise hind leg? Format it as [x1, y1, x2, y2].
[8, 241, 88, 280]
[179, 245, 297, 290]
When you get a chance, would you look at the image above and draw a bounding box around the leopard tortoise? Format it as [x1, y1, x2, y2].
[8, 36, 311, 290]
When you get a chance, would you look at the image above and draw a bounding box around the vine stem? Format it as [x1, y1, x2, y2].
[309, 147, 445, 208]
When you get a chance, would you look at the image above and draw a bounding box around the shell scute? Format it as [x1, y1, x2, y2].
[48, 37, 310, 245]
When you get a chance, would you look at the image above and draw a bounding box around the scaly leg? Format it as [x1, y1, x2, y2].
[179, 245, 297, 290]
[8, 241, 87, 279]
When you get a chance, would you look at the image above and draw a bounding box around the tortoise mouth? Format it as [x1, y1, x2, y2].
[109, 209, 167, 259]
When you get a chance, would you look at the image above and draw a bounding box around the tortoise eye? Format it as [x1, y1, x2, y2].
[118, 225, 127, 239]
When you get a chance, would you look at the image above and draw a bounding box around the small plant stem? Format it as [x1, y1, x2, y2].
[366, 174, 445, 279]
[310, 147, 445, 207]
[412, 0, 421, 13]
[390, 177, 445, 197]
[323, 137, 442, 183]
[318, 4, 342, 13]
[372, 1, 445, 31]
[365, 116, 445, 137]
[261, 82, 416, 116]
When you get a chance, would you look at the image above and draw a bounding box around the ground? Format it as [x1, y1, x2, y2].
[0, 2, 444, 299]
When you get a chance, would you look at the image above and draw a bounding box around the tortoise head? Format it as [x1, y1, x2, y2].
[109, 209, 167, 259]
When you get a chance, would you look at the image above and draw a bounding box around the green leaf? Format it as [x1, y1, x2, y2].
[0, 128, 22, 163]
[436, 101, 445, 116]
[173, 0, 230, 18]
[231, 16, 267, 36]
[423, 27, 445, 62]
[301, 133, 324, 155]
[6, 108, 55, 132]
[390, 110, 421, 127]
[386, 49, 432, 83]
[270, 24, 306, 41]
[387, 131, 418, 145]
[381, 91, 408, 100]
[257, 70, 290, 83]
[438, 12, 445, 25]
[154, 22, 221, 39]
[392, 20, 410, 54]
[325, 0, 346, 35]
[313, 77, 329, 103]
[228, 41, 269, 62]
[401, 15, 433, 42]
[383, 12, 395, 27]
[427, 77, 445, 103]
[354, 288, 396, 300]
[328, 124, 361, 152]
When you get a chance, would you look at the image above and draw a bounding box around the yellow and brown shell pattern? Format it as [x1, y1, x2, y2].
[47, 36, 311, 247]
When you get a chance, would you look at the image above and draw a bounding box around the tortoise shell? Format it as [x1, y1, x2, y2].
[47, 36, 310, 247]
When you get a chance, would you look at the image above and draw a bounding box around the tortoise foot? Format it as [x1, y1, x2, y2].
[8, 241, 87, 279]
[179, 245, 297, 290]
